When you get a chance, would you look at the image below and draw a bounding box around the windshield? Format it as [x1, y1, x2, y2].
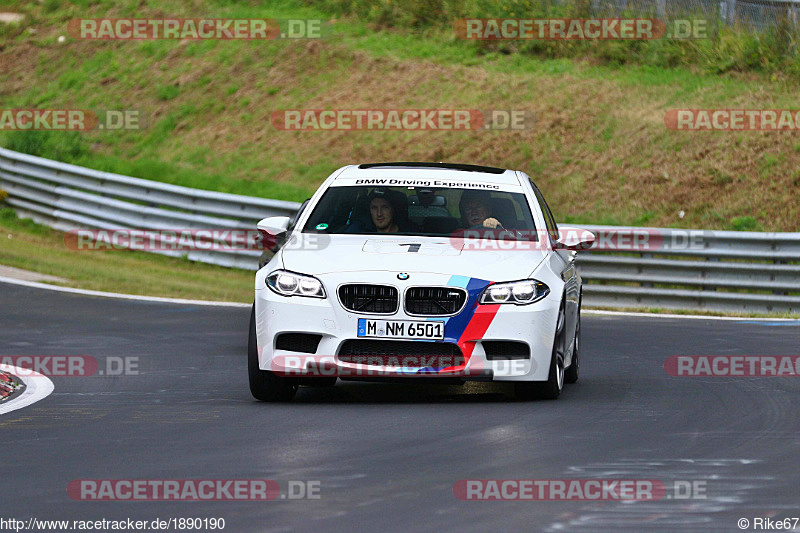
[301, 186, 537, 239]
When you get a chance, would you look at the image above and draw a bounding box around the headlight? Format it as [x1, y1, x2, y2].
[267, 270, 326, 298]
[480, 280, 549, 305]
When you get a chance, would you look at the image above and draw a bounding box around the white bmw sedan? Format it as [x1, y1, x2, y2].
[249, 163, 594, 401]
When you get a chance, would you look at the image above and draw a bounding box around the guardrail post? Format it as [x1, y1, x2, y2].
[725, 0, 737, 26]
[707, 255, 720, 291]
[640, 252, 653, 287]
[774, 246, 788, 294]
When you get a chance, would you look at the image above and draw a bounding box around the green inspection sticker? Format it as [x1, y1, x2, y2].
[316, 223, 329, 230]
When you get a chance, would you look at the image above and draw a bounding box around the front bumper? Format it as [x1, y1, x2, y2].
[254, 270, 560, 382]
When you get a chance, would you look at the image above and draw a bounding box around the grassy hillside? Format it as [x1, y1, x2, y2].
[1, 0, 798, 232]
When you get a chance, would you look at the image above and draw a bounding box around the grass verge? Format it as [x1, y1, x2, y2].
[0, 208, 253, 302]
[0, 0, 799, 231]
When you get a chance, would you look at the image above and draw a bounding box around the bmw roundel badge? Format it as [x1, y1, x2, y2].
[397, 273, 409, 280]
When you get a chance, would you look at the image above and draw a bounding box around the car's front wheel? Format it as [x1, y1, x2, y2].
[248, 304, 298, 402]
[565, 298, 581, 384]
[515, 300, 565, 401]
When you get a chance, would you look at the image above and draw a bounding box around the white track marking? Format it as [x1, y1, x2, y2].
[584, 308, 800, 322]
[0, 264, 68, 283]
[0, 276, 250, 308]
[0, 365, 54, 416]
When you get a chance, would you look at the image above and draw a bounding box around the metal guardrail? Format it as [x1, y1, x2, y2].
[1, 147, 798, 314]
[577, 225, 800, 314]
[0, 147, 300, 270]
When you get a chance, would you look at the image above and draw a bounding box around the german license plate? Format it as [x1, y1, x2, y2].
[357, 319, 445, 340]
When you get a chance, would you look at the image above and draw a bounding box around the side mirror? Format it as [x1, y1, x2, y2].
[257, 216, 291, 236]
[556, 226, 596, 251]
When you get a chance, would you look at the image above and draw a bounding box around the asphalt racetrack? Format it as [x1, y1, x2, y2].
[2, 280, 799, 532]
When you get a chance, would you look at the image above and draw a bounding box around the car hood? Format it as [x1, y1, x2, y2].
[280, 233, 547, 281]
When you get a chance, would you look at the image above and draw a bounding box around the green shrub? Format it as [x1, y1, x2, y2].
[4, 130, 87, 162]
[156, 84, 180, 101]
[305, 0, 800, 76]
[728, 216, 761, 231]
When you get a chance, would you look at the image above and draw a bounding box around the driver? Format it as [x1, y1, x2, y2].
[459, 190, 503, 229]
[344, 188, 405, 234]
[369, 194, 399, 234]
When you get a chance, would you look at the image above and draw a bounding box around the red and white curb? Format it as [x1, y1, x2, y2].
[0, 364, 54, 416]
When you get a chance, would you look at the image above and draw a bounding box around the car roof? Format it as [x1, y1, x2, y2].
[333, 162, 523, 186]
